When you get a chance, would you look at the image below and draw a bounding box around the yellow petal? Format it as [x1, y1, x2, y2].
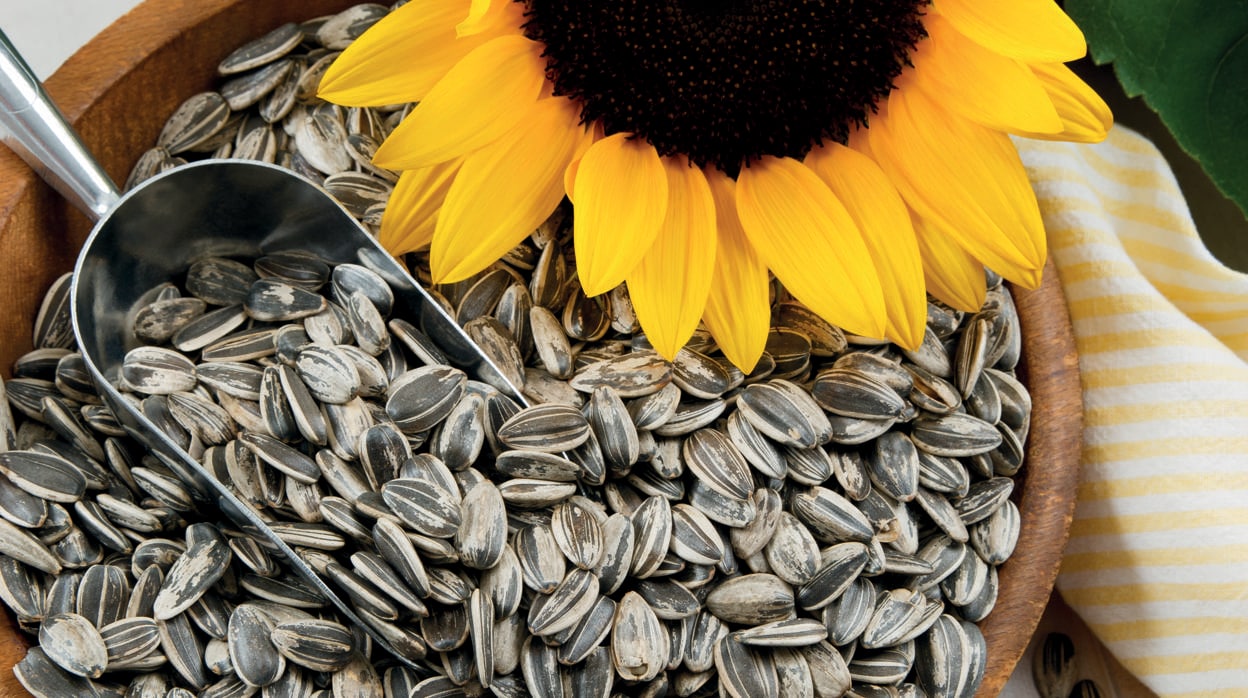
[563, 121, 603, 205]
[1017, 62, 1113, 143]
[805, 143, 926, 350]
[319, 0, 520, 107]
[912, 214, 987, 312]
[910, 15, 1061, 135]
[868, 87, 1045, 289]
[932, 0, 1085, 63]
[431, 98, 586, 283]
[573, 134, 668, 296]
[736, 156, 886, 339]
[627, 158, 717, 360]
[701, 170, 770, 372]
[379, 159, 462, 255]
[373, 35, 547, 170]
[457, 0, 507, 37]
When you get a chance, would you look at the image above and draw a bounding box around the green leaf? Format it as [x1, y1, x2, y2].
[1067, 0, 1248, 217]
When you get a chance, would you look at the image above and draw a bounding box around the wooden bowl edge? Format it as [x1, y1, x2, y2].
[978, 258, 1085, 695]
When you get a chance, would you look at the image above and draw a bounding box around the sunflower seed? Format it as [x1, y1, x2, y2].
[0, 470, 50, 528]
[0, 556, 46, 619]
[152, 526, 230, 620]
[811, 368, 907, 420]
[14, 647, 101, 698]
[450, 480, 504, 570]
[291, 345, 358, 404]
[706, 574, 794, 625]
[221, 59, 294, 111]
[687, 480, 756, 528]
[914, 614, 974, 698]
[270, 618, 355, 672]
[671, 348, 731, 399]
[157, 92, 231, 154]
[860, 588, 930, 650]
[121, 348, 197, 396]
[371, 517, 430, 599]
[528, 567, 599, 636]
[669, 502, 723, 566]
[796, 640, 851, 698]
[380, 478, 461, 538]
[610, 591, 668, 682]
[680, 428, 753, 501]
[514, 524, 566, 594]
[497, 403, 591, 452]
[218, 21, 302, 74]
[385, 365, 466, 434]
[331, 263, 394, 316]
[764, 511, 822, 586]
[569, 351, 671, 398]
[634, 578, 699, 620]
[737, 381, 826, 449]
[344, 289, 390, 356]
[31, 273, 74, 349]
[1032, 632, 1077, 698]
[0, 515, 62, 573]
[132, 297, 208, 347]
[539, 499, 602, 573]
[157, 611, 208, 690]
[317, 3, 387, 49]
[790, 487, 873, 544]
[239, 573, 327, 609]
[910, 413, 1002, 457]
[100, 616, 161, 666]
[242, 279, 325, 323]
[238, 432, 320, 484]
[38, 612, 108, 678]
[227, 604, 284, 687]
[951, 477, 1014, 525]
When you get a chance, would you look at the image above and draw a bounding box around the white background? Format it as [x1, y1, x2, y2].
[0, 0, 144, 79]
[0, 1, 1056, 695]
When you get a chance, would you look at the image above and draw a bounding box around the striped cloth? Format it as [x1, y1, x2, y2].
[1015, 127, 1248, 697]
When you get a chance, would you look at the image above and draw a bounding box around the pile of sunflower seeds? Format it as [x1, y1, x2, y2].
[0, 4, 1033, 697]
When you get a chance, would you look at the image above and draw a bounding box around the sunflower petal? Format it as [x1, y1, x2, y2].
[932, 0, 1086, 63]
[563, 121, 603, 205]
[457, 0, 507, 37]
[805, 143, 926, 350]
[869, 87, 1045, 289]
[431, 98, 586, 283]
[319, 0, 517, 106]
[573, 134, 668, 296]
[1018, 62, 1113, 143]
[701, 170, 770, 372]
[627, 158, 717, 360]
[910, 15, 1061, 135]
[736, 156, 886, 339]
[379, 159, 462, 256]
[372, 35, 546, 170]
[912, 214, 988, 312]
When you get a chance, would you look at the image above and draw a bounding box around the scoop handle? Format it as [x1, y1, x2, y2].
[0, 29, 119, 220]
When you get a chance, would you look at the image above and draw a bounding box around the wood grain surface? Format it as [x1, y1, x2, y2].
[978, 261, 1085, 696]
[0, 1, 1085, 694]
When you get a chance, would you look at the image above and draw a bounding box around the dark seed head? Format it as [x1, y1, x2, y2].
[521, 0, 927, 172]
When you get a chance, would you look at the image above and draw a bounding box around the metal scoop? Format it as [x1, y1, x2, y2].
[0, 29, 520, 666]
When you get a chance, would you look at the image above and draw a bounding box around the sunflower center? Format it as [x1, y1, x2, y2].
[520, 0, 928, 172]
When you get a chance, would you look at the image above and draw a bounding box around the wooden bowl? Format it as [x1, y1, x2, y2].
[0, 1, 1083, 694]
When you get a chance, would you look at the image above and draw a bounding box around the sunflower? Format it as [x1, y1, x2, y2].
[319, 0, 1110, 371]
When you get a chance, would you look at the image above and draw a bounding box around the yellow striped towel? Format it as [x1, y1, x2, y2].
[1015, 126, 1248, 697]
